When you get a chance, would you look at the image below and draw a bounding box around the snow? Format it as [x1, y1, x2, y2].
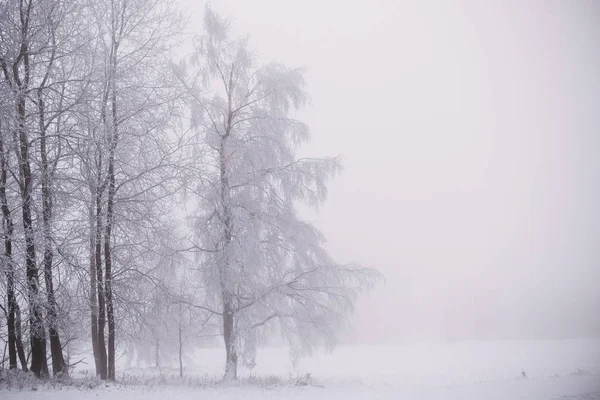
[2, 339, 599, 399]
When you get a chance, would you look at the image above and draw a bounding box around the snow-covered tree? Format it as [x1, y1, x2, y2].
[78, 0, 184, 380]
[181, 6, 380, 380]
[0, 0, 186, 380]
[0, 0, 86, 376]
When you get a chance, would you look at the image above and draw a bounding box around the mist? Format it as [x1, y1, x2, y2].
[175, 0, 600, 343]
[1, 0, 599, 396]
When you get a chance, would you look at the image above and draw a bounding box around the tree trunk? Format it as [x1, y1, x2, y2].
[95, 164, 107, 379]
[17, 93, 47, 377]
[178, 321, 183, 379]
[104, 36, 119, 381]
[89, 190, 100, 375]
[0, 131, 17, 370]
[104, 159, 116, 380]
[4, 253, 17, 370]
[14, 304, 28, 371]
[223, 307, 237, 380]
[2, 0, 48, 377]
[38, 88, 67, 376]
[94, 33, 113, 378]
[155, 339, 160, 368]
[219, 130, 238, 380]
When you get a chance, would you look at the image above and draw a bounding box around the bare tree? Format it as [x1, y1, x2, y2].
[0, 0, 188, 382]
[80, 0, 184, 380]
[0, 92, 27, 372]
[0, 0, 50, 376]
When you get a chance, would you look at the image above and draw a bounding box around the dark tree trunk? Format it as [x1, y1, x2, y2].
[93, 56, 112, 380]
[89, 191, 100, 375]
[95, 169, 107, 379]
[14, 304, 28, 371]
[104, 35, 119, 381]
[4, 252, 17, 370]
[38, 88, 67, 376]
[1, 0, 48, 377]
[0, 130, 17, 370]
[93, 20, 117, 377]
[18, 95, 47, 378]
[104, 153, 116, 380]
[1, 206, 17, 372]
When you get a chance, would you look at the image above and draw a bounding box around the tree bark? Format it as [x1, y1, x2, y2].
[4, 238, 17, 370]
[95, 167, 107, 379]
[104, 128, 116, 380]
[178, 319, 183, 379]
[89, 189, 100, 375]
[155, 339, 160, 368]
[14, 303, 27, 371]
[0, 131, 17, 370]
[223, 307, 237, 380]
[17, 93, 47, 377]
[38, 88, 67, 376]
[19, 96, 47, 377]
[219, 132, 237, 380]
[1, 0, 49, 378]
[94, 36, 112, 379]
[104, 23, 120, 380]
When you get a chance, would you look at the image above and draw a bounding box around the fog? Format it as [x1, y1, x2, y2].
[181, 0, 600, 343]
[1, 0, 600, 394]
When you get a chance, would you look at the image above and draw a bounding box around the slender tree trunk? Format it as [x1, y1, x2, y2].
[94, 143, 107, 379]
[89, 189, 100, 375]
[4, 249, 17, 370]
[38, 89, 67, 376]
[14, 303, 27, 371]
[104, 32, 119, 380]
[17, 94, 47, 377]
[94, 44, 111, 379]
[178, 319, 183, 379]
[0, 131, 17, 370]
[95, 169, 107, 379]
[2, 214, 17, 372]
[219, 134, 238, 380]
[155, 339, 160, 368]
[104, 155, 116, 381]
[0, 130, 25, 374]
[219, 91, 240, 381]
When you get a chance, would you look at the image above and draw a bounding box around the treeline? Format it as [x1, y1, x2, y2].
[0, 0, 379, 381]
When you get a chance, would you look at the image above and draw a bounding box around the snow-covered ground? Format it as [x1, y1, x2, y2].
[2, 339, 599, 399]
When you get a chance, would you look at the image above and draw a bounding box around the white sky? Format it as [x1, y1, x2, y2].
[179, 0, 600, 343]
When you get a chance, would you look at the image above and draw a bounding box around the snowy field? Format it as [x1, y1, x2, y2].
[2, 339, 599, 399]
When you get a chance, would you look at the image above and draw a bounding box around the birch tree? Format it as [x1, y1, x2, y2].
[181, 7, 380, 381]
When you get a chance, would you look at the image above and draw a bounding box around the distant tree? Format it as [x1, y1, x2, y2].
[179, 6, 380, 381]
[119, 228, 216, 378]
